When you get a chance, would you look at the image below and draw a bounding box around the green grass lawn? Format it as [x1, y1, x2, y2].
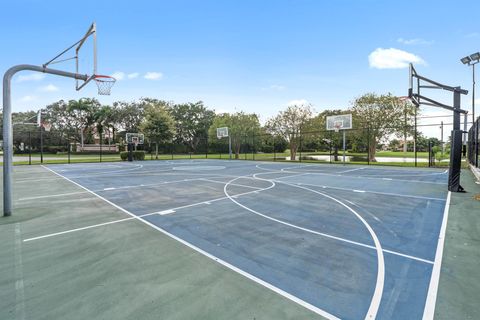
[6, 150, 459, 168]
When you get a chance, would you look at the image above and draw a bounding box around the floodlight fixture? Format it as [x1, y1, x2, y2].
[461, 56, 472, 64]
[470, 52, 480, 61]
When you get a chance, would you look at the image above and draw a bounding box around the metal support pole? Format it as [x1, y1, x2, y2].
[28, 131, 32, 165]
[440, 121, 444, 157]
[3, 64, 88, 216]
[473, 64, 478, 166]
[40, 126, 44, 164]
[228, 136, 232, 160]
[414, 107, 417, 167]
[342, 130, 346, 165]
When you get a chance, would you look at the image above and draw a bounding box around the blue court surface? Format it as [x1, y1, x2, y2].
[44, 160, 449, 320]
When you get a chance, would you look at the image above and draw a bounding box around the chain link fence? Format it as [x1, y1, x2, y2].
[1, 122, 461, 168]
[468, 117, 479, 168]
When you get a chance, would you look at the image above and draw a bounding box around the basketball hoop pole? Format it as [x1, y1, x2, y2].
[342, 130, 346, 165]
[3, 64, 88, 217]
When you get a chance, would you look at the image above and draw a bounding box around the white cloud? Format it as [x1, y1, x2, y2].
[369, 48, 425, 69]
[19, 95, 37, 102]
[144, 72, 163, 80]
[262, 84, 286, 91]
[38, 84, 59, 92]
[17, 73, 45, 82]
[111, 71, 126, 81]
[128, 72, 139, 79]
[397, 38, 433, 45]
[287, 99, 309, 107]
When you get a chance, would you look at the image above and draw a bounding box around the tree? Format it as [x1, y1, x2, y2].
[171, 101, 215, 152]
[266, 103, 313, 160]
[208, 112, 261, 159]
[351, 93, 416, 161]
[140, 101, 176, 159]
[94, 105, 118, 145]
[113, 100, 146, 134]
[388, 139, 401, 151]
[67, 98, 100, 149]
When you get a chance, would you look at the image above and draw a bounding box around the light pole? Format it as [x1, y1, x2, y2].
[461, 52, 480, 165]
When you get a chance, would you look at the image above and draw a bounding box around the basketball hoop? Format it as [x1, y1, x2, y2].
[42, 122, 52, 132]
[334, 125, 340, 133]
[94, 75, 116, 95]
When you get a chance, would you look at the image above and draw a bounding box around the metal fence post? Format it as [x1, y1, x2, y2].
[28, 131, 32, 165]
[299, 133, 303, 162]
[273, 135, 276, 161]
[252, 134, 255, 161]
[367, 127, 370, 166]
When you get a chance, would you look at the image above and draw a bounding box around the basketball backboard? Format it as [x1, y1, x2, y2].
[408, 63, 420, 107]
[217, 127, 229, 139]
[326, 114, 352, 132]
[126, 133, 145, 145]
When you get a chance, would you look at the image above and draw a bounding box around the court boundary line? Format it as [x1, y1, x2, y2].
[422, 191, 452, 319]
[38, 165, 339, 320]
[242, 172, 385, 319]
[25, 168, 436, 266]
[279, 181, 447, 202]
[255, 164, 448, 185]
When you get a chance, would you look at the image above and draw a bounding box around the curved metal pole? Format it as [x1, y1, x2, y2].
[3, 64, 88, 216]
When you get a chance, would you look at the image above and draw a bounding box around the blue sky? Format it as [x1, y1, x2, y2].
[1, 0, 479, 137]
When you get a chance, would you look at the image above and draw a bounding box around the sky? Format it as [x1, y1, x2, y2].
[1, 0, 480, 139]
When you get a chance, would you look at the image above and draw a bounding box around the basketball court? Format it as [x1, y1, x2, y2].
[0, 160, 451, 319]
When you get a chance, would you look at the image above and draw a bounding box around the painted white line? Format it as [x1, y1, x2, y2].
[227, 173, 385, 319]
[338, 167, 366, 174]
[353, 189, 366, 193]
[103, 187, 116, 191]
[274, 182, 385, 319]
[382, 249, 433, 265]
[159, 209, 176, 215]
[18, 190, 89, 201]
[279, 181, 447, 202]
[422, 191, 452, 319]
[200, 178, 263, 190]
[23, 217, 135, 242]
[257, 163, 448, 185]
[382, 178, 393, 181]
[39, 165, 339, 320]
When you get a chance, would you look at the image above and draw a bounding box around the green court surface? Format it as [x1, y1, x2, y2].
[0, 162, 479, 319]
[0, 165, 318, 320]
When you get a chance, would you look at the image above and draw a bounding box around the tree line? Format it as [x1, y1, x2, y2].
[1, 92, 422, 161]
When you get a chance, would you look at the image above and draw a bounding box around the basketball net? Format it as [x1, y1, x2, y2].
[42, 122, 52, 132]
[94, 75, 116, 95]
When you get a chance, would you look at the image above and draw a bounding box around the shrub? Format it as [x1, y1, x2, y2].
[120, 151, 128, 161]
[133, 151, 145, 160]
